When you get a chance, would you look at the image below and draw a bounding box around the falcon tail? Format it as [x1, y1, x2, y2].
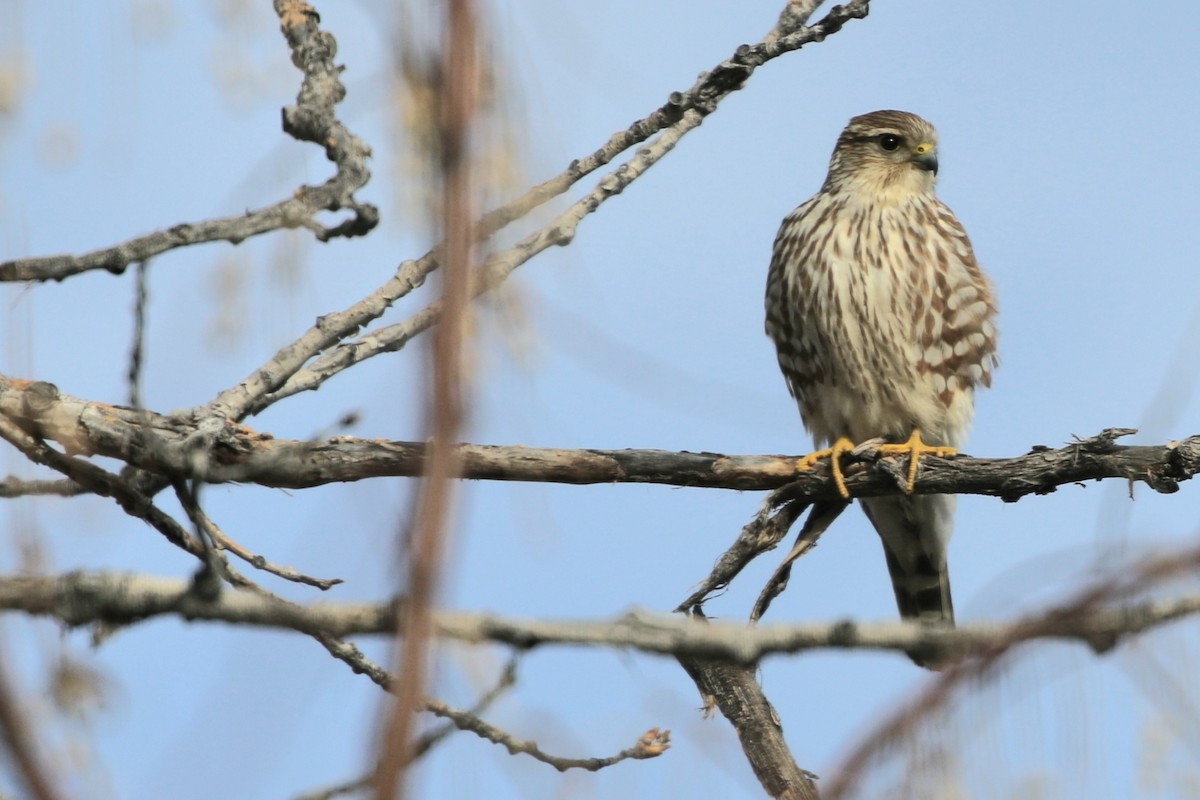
[882, 544, 954, 626]
[860, 494, 956, 669]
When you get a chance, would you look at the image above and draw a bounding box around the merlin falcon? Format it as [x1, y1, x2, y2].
[764, 110, 998, 655]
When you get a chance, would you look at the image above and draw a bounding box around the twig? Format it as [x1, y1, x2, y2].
[173, 479, 342, 590]
[410, 658, 518, 761]
[208, 525, 343, 590]
[312, 632, 394, 690]
[291, 774, 372, 800]
[750, 499, 848, 622]
[425, 695, 670, 771]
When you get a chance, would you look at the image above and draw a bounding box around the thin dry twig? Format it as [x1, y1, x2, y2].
[410, 658, 518, 761]
[750, 499, 848, 623]
[425, 696, 671, 772]
[173, 478, 342, 590]
[676, 491, 811, 613]
[294, 662, 521, 797]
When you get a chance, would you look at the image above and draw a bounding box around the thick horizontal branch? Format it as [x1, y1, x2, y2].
[5, 570, 1198, 664]
[1, 378, 1196, 500]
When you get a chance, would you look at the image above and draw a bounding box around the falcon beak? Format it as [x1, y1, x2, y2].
[912, 142, 938, 174]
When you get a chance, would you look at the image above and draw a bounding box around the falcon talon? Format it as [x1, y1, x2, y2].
[795, 436, 854, 499]
[877, 430, 958, 493]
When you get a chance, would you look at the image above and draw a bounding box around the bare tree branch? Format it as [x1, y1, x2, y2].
[411, 658, 518, 761]
[7, 570, 1199, 663]
[676, 491, 811, 613]
[470, 0, 864, 243]
[0, 405, 205, 561]
[678, 649, 818, 800]
[174, 478, 342, 590]
[2, 378, 1195, 500]
[0, 0, 377, 284]
[254, 106, 707, 413]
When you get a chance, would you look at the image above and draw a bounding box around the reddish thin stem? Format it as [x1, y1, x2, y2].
[376, 1, 477, 798]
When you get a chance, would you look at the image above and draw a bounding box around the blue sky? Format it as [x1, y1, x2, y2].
[3, 1, 1200, 798]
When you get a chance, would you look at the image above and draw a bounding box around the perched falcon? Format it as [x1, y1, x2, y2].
[764, 110, 998, 652]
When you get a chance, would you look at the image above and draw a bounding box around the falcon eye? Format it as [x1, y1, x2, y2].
[878, 134, 903, 151]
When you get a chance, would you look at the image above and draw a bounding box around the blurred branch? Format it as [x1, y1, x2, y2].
[0, 476, 84, 498]
[0, 649, 68, 800]
[127, 260, 150, 408]
[7, 569, 1200, 662]
[0, 0, 377, 283]
[378, 0, 478, 795]
[823, 543, 1200, 800]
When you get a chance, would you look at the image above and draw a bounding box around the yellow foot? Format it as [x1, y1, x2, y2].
[796, 436, 855, 499]
[877, 429, 957, 493]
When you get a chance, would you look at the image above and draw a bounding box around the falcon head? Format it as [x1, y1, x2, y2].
[824, 110, 940, 197]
